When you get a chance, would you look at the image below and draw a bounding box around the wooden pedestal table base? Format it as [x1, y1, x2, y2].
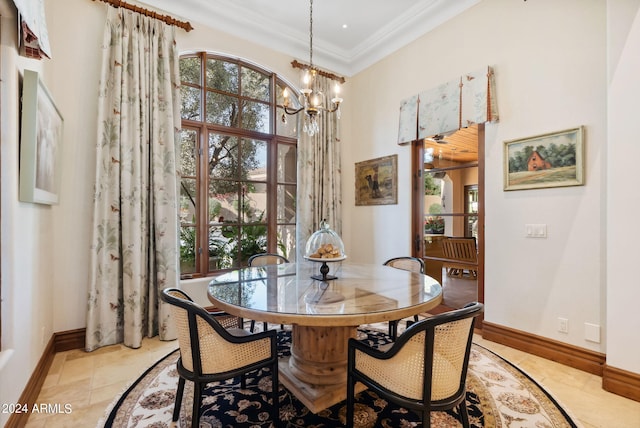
[278, 324, 367, 413]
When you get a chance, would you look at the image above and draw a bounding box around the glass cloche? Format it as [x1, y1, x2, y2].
[304, 220, 346, 261]
[304, 220, 346, 281]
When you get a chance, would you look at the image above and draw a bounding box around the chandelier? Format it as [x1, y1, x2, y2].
[281, 0, 343, 136]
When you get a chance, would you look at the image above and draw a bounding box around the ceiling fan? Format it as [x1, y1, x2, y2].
[424, 134, 450, 144]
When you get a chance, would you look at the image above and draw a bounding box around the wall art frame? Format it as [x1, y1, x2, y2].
[19, 69, 64, 204]
[503, 126, 584, 191]
[355, 154, 398, 206]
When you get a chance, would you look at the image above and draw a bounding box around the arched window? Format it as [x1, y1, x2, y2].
[178, 52, 298, 277]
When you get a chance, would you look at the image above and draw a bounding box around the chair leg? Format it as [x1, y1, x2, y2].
[263, 321, 268, 331]
[346, 375, 355, 428]
[250, 320, 256, 332]
[241, 373, 246, 389]
[389, 320, 397, 340]
[271, 362, 279, 424]
[459, 401, 470, 428]
[192, 381, 202, 428]
[173, 377, 185, 422]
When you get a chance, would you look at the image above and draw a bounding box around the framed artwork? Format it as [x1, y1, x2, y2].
[355, 155, 397, 205]
[503, 126, 584, 191]
[19, 69, 64, 204]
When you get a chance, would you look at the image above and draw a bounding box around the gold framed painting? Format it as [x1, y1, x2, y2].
[504, 126, 584, 191]
[355, 155, 397, 205]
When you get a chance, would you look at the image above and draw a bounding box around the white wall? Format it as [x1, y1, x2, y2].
[343, 0, 610, 355]
[0, 1, 57, 421]
[607, 1, 640, 373]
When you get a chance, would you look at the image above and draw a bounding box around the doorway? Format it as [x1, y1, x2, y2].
[411, 124, 484, 313]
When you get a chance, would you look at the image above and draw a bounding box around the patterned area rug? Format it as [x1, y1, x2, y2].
[101, 329, 578, 427]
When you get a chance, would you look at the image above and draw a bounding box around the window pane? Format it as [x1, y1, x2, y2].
[220, 225, 241, 268]
[277, 143, 297, 182]
[181, 86, 201, 121]
[239, 223, 267, 265]
[180, 56, 201, 85]
[277, 224, 296, 261]
[241, 67, 270, 101]
[277, 184, 296, 223]
[206, 91, 239, 126]
[206, 58, 238, 93]
[243, 182, 267, 223]
[242, 138, 267, 179]
[241, 100, 270, 133]
[276, 105, 298, 137]
[208, 133, 239, 178]
[209, 180, 239, 223]
[180, 129, 197, 177]
[179, 226, 197, 274]
[180, 178, 197, 223]
[209, 226, 228, 270]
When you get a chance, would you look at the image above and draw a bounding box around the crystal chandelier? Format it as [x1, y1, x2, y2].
[281, 0, 343, 136]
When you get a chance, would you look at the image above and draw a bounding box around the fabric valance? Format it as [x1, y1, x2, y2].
[397, 66, 498, 145]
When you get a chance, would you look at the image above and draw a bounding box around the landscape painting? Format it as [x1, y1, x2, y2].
[503, 127, 584, 191]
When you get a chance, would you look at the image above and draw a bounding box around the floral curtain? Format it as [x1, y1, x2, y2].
[296, 74, 342, 258]
[397, 66, 498, 144]
[86, 7, 181, 351]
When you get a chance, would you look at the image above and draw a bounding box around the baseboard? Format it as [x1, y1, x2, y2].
[603, 364, 640, 402]
[5, 329, 86, 428]
[482, 321, 605, 376]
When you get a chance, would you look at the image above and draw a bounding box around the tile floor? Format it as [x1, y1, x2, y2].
[24, 328, 640, 428]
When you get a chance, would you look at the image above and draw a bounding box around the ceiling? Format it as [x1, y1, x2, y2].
[139, 0, 480, 77]
[424, 125, 479, 165]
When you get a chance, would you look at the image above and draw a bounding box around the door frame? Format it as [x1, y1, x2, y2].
[411, 124, 485, 321]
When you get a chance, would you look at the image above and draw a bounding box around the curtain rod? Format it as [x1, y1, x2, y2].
[291, 60, 346, 84]
[93, 0, 194, 32]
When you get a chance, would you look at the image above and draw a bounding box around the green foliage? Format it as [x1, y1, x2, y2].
[424, 174, 441, 195]
[509, 143, 576, 172]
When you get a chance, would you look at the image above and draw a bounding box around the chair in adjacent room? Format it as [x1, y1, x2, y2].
[383, 256, 425, 340]
[346, 302, 484, 428]
[248, 253, 290, 331]
[161, 288, 279, 428]
[441, 237, 478, 278]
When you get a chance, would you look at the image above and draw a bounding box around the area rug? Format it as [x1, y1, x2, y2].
[100, 329, 579, 428]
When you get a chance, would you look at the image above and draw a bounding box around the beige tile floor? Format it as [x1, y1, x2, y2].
[24, 328, 640, 428]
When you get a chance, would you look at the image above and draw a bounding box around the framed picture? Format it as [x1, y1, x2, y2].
[355, 155, 397, 205]
[503, 126, 584, 191]
[19, 69, 64, 204]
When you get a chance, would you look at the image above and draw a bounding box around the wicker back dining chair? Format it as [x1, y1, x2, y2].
[248, 253, 290, 331]
[346, 302, 484, 428]
[248, 252, 289, 266]
[161, 288, 279, 428]
[382, 256, 425, 340]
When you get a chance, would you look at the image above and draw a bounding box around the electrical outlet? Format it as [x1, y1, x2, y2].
[585, 323, 601, 343]
[558, 317, 569, 333]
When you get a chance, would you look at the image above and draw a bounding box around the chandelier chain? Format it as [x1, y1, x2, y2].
[309, 0, 313, 67]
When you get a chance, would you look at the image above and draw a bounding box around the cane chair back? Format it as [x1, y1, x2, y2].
[248, 253, 289, 331]
[248, 253, 289, 266]
[346, 302, 483, 428]
[383, 256, 425, 339]
[161, 288, 279, 427]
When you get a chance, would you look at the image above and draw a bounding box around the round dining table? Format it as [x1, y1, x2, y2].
[208, 261, 443, 413]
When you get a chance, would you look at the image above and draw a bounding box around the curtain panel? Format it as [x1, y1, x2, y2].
[86, 7, 181, 351]
[296, 75, 343, 259]
[397, 66, 498, 144]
